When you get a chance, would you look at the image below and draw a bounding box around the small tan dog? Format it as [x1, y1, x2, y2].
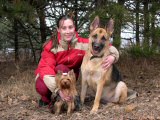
[54, 70, 78, 115]
[80, 16, 128, 113]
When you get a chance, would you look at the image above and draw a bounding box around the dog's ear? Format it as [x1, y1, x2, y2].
[106, 18, 114, 35]
[55, 70, 62, 82]
[68, 69, 76, 82]
[57, 70, 63, 76]
[90, 16, 100, 32]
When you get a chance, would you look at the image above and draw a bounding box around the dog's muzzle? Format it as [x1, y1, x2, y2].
[92, 42, 104, 53]
[60, 79, 71, 89]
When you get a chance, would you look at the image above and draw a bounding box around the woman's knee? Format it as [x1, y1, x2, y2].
[35, 77, 51, 96]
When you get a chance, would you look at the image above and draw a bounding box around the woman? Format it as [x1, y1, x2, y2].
[35, 15, 119, 107]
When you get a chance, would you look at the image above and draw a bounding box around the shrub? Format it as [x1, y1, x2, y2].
[126, 45, 158, 58]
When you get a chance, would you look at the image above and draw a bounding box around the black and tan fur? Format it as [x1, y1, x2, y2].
[80, 16, 128, 113]
[54, 70, 78, 115]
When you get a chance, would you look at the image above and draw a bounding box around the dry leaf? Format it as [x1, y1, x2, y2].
[125, 104, 137, 112]
[19, 95, 30, 101]
[0, 93, 6, 102]
[7, 96, 12, 105]
[12, 98, 19, 105]
[31, 100, 37, 105]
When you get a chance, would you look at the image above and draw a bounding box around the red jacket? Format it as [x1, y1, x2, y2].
[35, 32, 89, 80]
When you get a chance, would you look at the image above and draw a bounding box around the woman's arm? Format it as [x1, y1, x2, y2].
[36, 40, 57, 92]
[102, 46, 119, 70]
[109, 46, 119, 63]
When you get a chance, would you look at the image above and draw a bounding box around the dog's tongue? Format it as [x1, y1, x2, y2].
[92, 50, 99, 55]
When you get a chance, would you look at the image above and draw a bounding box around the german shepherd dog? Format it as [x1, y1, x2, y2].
[80, 16, 128, 113]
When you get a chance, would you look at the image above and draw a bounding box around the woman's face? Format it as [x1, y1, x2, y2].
[57, 19, 75, 42]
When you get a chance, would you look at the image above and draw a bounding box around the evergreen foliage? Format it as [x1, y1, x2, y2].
[0, 0, 160, 62]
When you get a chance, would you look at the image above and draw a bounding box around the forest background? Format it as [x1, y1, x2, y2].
[0, 0, 160, 120]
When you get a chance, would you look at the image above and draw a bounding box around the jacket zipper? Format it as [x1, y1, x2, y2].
[68, 56, 70, 64]
[67, 43, 71, 64]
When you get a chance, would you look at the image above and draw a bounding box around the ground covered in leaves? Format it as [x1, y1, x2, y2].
[0, 56, 160, 120]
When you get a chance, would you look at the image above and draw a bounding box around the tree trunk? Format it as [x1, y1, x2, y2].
[95, 0, 108, 7]
[37, 8, 47, 44]
[28, 35, 37, 63]
[113, 0, 125, 49]
[151, 11, 156, 47]
[17, 20, 37, 63]
[136, 0, 140, 46]
[150, 1, 158, 48]
[13, 18, 19, 62]
[143, 0, 150, 47]
[74, 0, 78, 31]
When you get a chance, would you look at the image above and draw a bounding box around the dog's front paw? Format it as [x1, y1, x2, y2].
[67, 112, 72, 116]
[67, 111, 71, 116]
[90, 109, 98, 114]
[90, 108, 98, 114]
[55, 111, 60, 115]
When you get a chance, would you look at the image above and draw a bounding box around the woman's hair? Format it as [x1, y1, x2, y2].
[57, 15, 74, 28]
[44, 14, 75, 50]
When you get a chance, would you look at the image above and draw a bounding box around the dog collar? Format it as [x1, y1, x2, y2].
[90, 54, 103, 60]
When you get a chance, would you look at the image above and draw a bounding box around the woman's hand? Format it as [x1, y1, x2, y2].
[102, 55, 115, 70]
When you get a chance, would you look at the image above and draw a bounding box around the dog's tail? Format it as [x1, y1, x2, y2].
[127, 89, 138, 100]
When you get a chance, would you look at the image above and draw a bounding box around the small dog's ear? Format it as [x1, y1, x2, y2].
[68, 69, 76, 82]
[106, 18, 114, 35]
[57, 70, 63, 75]
[55, 70, 62, 81]
[68, 69, 74, 77]
[90, 16, 100, 32]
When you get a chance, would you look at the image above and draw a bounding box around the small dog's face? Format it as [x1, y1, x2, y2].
[56, 70, 76, 90]
[59, 74, 72, 89]
[89, 16, 114, 56]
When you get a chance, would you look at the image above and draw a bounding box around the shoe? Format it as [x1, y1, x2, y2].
[38, 99, 49, 107]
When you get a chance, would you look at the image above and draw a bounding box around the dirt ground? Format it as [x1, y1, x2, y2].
[0, 56, 160, 120]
